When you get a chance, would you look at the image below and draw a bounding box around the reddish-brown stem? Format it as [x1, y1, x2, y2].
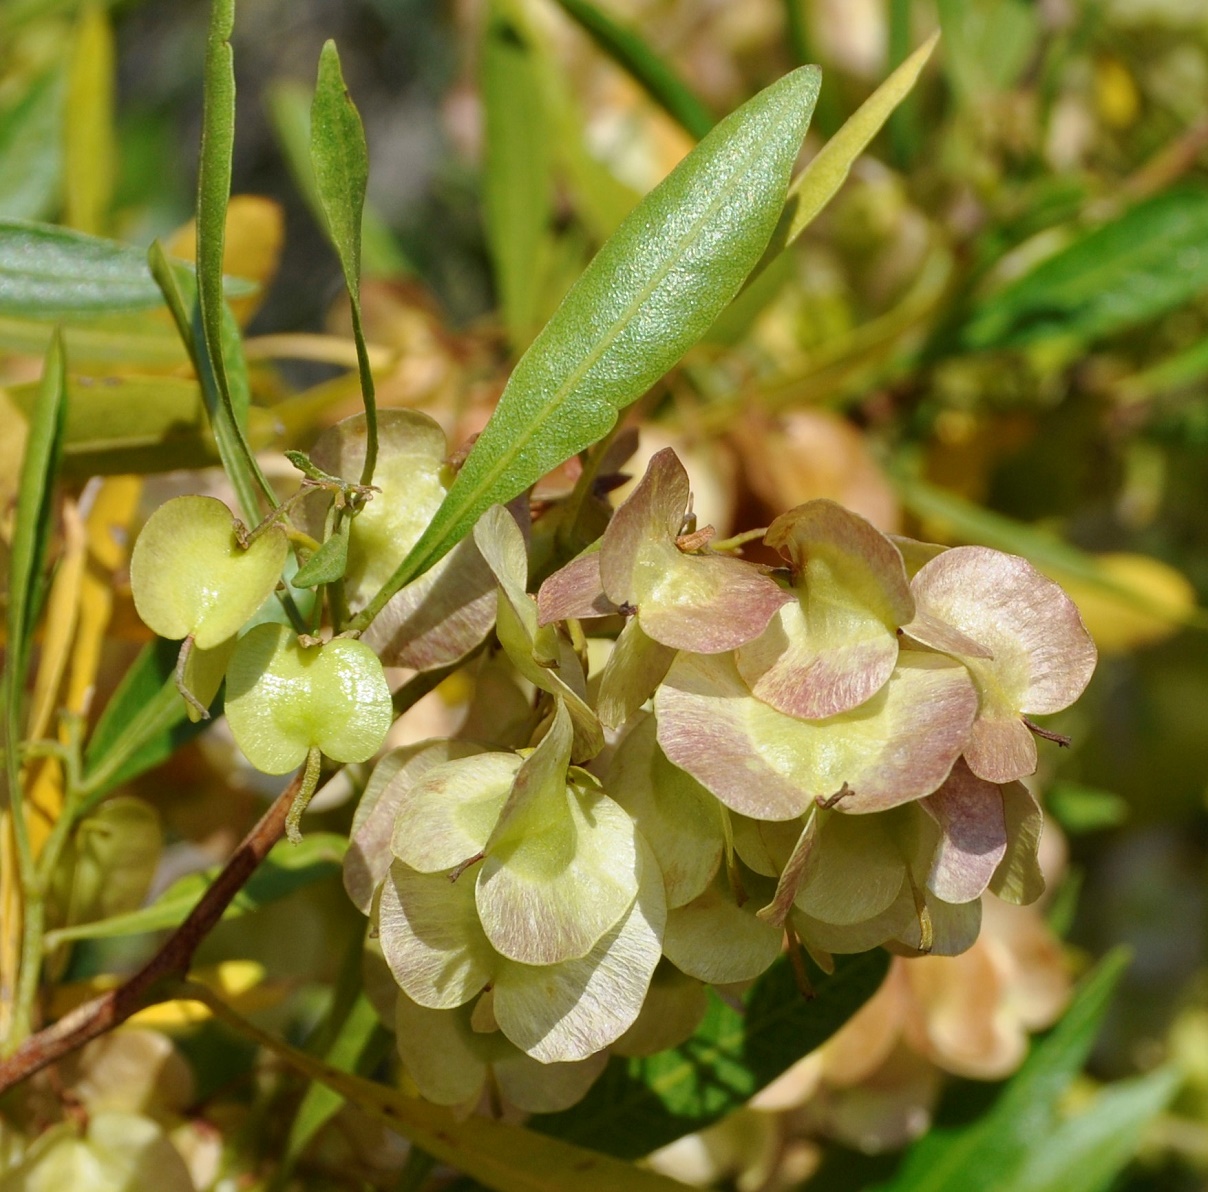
[0, 771, 302, 1093]
[1023, 716, 1072, 748]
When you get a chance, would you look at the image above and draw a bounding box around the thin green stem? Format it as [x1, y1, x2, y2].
[351, 299, 378, 489]
[708, 526, 769, 553]
[285, 747, 324, 845]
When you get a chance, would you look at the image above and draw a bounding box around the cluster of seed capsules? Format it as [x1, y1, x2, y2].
[131, 414, 1096, 1114]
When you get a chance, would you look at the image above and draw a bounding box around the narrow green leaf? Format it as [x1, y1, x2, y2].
[3, 331, 66, 816]
[310, 40, 377, 485]
[0, 311, 187, 366]
[354, 64, 820, 629]
[482, 0, 554, 349]
[80, 638, 208, 808]
[63, 3, 115, 235]
[878, 949, 1131, 1192]
[197, 0, 237, 414]
[42, 833, 345, 946]
[778, 30, 940, 250]
[0, 222, 214, 316]
[533, 950, 889, 1158]
[310, 41, 367, 299]
[281, 992, 382, 1174]
[0, 67, 64, 221]
[197, 991, 694, 1192]
[193, 0, 275, 514]
[551, 0, 714, 140]
[148, 243, 273, 523]
[964, 190, 1208, 350]
[265, 81, 410, 277]
[998, 1066, 1179, 1192]
[293, 520, 350, 588]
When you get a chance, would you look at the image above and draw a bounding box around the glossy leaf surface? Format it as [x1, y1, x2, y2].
[359, 64, 820, 621]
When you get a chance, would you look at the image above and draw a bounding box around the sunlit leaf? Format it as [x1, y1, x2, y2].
[265, 80, 410, 277]
[3, 332, 66, 759]
[356, 65, 820, 627]
[311, 39, 378, 483]
[778, 30, 940, 251]
[80, 638, 206, 809]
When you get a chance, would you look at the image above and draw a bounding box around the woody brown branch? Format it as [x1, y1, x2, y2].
[0, 770, 302, 1093]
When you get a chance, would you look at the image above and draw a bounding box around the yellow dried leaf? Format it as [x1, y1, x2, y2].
[1057, 552, 1197, 655]
[167, 195, 284, 325]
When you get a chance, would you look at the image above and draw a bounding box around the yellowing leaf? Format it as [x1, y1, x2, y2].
[64, 3, 115, 235]
[1057, 552, 1197, 655]
[166, 195, 284, 326]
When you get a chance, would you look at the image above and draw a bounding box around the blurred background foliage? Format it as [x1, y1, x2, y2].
[4, 0, 1208, 1188]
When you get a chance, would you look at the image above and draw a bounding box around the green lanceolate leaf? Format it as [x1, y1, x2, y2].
[310, 42, 367, 291]
[310, 40, 378, 485]
[148, 244, 273, 523]
[778, 30, 939, 250]
[266, 81, 409, 276]
[42, 833, 346, 946]
[482, 0, 553, 349]
[996, 1066, 1179, 1192]
[964, 189, 1208, 350]
[877, 949, 1131, 1192]
[4, 373, 272, 478]
[551, 0, 713, 140]
[353, 64, 821, 629]
[532, 949, 889, 1158]
[197, 0, 236, 408]
[0, 222, 184, 316]
[281, 991, 384, 1177]
[3, 331, 66, 806]
[193, 0, 276, 515]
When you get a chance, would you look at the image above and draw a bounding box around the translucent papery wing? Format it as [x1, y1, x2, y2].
[795, 809, 908, 926]
[910, 545, 1097, 715]
[606, 712, 724, 909]
[389, 752, 522, 874]
[662, 871, 783, 984]
[654, 651, 977, 820]
[921, 758, 1009, 904]
[345, 739, 490, 913]
[476, 505, 604, 760]
[989, 779, 1045, 905]
[492, 836, 666, 1063]
[737, 499, 915, 718]
[600, 448, 789, 653]
[378, 859, 495, 1010]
